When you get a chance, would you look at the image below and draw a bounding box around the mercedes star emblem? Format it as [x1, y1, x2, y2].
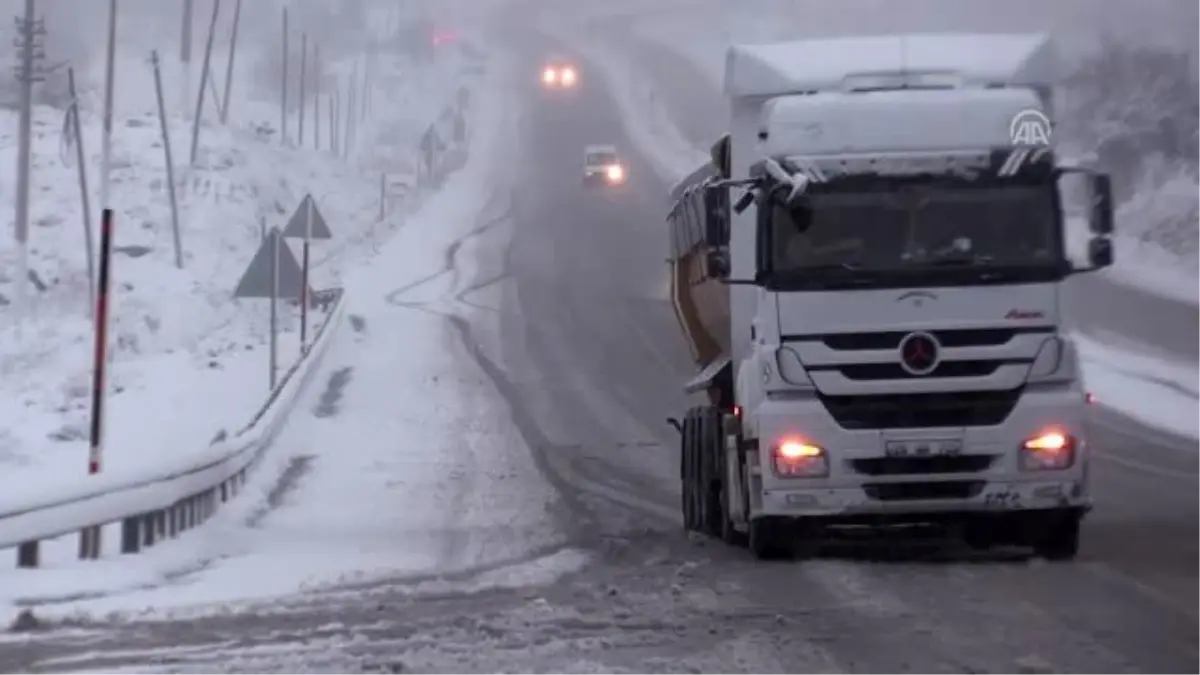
[898, 331, 941, 376]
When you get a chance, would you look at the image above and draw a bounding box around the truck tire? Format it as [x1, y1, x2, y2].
[696, 406, 725, 539]
[749, 516, 792, 560]
[1032, 509, 1082, 561]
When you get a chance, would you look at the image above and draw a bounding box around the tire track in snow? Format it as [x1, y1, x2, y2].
[380, 191, 683, 546]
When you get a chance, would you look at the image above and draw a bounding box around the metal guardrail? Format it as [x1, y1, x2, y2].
[0, 288, 346, 568]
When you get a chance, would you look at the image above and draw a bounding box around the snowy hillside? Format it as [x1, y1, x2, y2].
[0, 2, 480, 494]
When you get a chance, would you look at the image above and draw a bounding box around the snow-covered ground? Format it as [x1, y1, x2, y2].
[0, 45, 582, 625]
[0, 29, 477, 501]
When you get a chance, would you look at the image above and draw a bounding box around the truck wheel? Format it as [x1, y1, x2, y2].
[696, 407, 725, 539]
[1032, 509, 1082, 561]
[749, 516, 792, 560]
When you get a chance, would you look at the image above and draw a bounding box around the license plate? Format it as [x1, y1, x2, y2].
[884, 439, 963, 458]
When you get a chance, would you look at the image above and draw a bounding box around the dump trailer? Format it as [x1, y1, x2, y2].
[666, 33, 1117, 560]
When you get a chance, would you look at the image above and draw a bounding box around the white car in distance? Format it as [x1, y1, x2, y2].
[583, 144, 626, 186]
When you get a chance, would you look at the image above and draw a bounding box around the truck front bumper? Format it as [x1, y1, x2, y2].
[749, 386, 1092, 520]
[761, 478, 1088, 520]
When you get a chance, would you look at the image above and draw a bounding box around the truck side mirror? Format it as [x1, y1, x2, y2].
[702, 187, 727, 248]
[705, 249, 730, 279]
[1088, 173, 1114, 235]
[762, 184, 812, 234]
[1087, 236, 1113, 269]
[788, 198, 813, 234]
[710, 134, 731, 178]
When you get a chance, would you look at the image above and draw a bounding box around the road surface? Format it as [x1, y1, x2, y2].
[2, 25, 1196, 675]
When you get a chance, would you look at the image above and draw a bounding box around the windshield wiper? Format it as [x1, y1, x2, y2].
[773, 263, 876, 289]
[924, 254, 995, 267]
[919, 255, 1017, 281]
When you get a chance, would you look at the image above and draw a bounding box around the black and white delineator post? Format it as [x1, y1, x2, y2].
[81, 0, 118, 562]
[90, 210, 116, 473]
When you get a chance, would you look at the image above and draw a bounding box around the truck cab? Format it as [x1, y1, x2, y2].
[668, 33, 1116, 560]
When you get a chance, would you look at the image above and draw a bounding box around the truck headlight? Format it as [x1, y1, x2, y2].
[773, 438, 829, 478]
[1020, 429, 1075, 471]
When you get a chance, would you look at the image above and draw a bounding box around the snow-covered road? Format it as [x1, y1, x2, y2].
[1, 4, 1197, 673]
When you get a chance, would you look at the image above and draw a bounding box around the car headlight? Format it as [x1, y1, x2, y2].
[1019, 429, 1076, 471]
[605, 164, 624, 182]
[561, 67, 577, 86]
[772, 438, 829, 478]
[542, 67, 556, 85]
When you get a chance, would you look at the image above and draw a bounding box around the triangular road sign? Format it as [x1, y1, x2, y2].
[233, 227, 311, 300]
[281, 193, 333, 240]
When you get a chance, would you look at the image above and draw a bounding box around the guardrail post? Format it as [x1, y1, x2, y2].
[120, 517, 140, 554]
[16, 541, 38, 568]
[79, 526, 100, 560]
[142, 513, 156, 547]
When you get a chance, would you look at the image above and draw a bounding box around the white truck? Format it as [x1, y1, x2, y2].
[666, 33, 1116, 560]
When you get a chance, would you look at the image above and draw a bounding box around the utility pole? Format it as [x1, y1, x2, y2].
[12, 0, 47, 329]
[313, 43, 320, 149]
[180, 0, 194, 114]
[280, 6, 288, 145]
[189, 0, 220, 165]
[219, 0, 241, 124]
[298, 32, 306, 146]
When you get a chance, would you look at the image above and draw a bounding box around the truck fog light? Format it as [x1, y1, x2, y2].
[1020, 430, 1075, 471]
[773, 439, 828, 478]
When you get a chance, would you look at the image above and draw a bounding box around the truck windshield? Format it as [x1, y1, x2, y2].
[765, 182, 1066, 290]
[586, 151, 618, 166]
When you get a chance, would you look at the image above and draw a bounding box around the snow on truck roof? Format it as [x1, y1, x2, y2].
[724, 32, 1057, 98]
[759, 87, 1046, 157]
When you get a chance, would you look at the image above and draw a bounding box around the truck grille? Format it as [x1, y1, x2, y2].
[818, 388, 1022, 430]
[816, 327, 1049, 351]
[850, 455, 996, 476]
[864, 480, 986, 501]
[830, 360, 1005, 380]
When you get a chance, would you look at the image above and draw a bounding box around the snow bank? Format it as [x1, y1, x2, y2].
[0, 39, 478, 505]
[1075, 333, 1199, 440]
